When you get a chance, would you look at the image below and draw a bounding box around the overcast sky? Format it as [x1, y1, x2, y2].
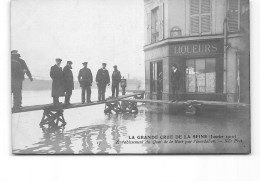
[11, 0, 144, 80]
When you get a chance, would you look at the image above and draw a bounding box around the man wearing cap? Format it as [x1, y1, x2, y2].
[11, 50, 33, 82]
[96, 63, 110, 102]
[50, 58, 65, 105]
[63, 61, 74, 104]
[11, 51, 24, 109]
[78, 62, 93, 103]
[111, 65, 121, 98]
[171, 64, 181, 102]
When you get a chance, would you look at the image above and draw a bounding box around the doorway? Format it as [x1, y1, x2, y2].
[150, 61, 163, 100]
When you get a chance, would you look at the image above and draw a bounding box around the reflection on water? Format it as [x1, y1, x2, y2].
[13, 111, 141, 154]
[13, 105, 250, 154]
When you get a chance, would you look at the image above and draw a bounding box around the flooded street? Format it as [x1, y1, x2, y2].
[12, 89, 250, 154]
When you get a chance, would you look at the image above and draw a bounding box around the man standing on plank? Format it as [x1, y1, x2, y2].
[111, 65, 121, 98]
[78, 62, 93, 103]
[96, 63, 110, 102]
[11, 50, 33, 109]
[50, 58, 64, 105]
[63, 61, 74, 105]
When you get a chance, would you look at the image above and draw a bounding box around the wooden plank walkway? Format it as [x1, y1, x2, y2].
[187, 100, 249, 108]
[12, 90, 249, 114]
[120, 99, 186, 105]
[12, 93, 144, 114]
[120, 99, 249, 108]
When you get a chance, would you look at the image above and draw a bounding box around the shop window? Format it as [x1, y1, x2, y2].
[186, 58, 216, 93]
[227, 0, 240, 32]
[190, 0, 211, 35]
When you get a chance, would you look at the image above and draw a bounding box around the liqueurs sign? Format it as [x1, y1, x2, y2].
[172, 43, 219, 55]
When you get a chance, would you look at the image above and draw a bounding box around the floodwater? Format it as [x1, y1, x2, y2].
[12, 89, 250, 154]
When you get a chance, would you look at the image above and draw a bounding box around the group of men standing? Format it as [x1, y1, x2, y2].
[50, 58, 122, 105]
[11, 50, 181, 109]
[11, 52, 122, 108]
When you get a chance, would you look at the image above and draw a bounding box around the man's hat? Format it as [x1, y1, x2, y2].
[67, 61, 73, 64]
[172, 64, 178, 68]
[82, 62, 88, 65]
[102, 63, 107, 66]
[113, 65, 117, 68]
[11, 50, 19, 55]
[56, 58, 62, 62]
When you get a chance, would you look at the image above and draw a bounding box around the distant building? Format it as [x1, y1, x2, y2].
[144, 0, 249, 103]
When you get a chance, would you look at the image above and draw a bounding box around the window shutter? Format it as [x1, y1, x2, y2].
[201, 15, 211, 33]
[201, 0, 210, 13]
[201, 0, 211, 34]
[191, 0, 200, 15]
[190, 0, 211, 35]
[159, 3, 164, 41]
[190, 0, 200, 34]
[227, 0, 240, 32]
[147, 12, 152, 44]
[191, 16, 200, 34]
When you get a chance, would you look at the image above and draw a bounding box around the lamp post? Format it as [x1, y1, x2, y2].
[120, 77, 127, 95]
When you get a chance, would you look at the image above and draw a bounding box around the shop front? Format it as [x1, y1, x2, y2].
[145, 38, 226, 101]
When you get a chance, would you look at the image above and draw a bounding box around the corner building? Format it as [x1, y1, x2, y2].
[144, 0, 249, 103]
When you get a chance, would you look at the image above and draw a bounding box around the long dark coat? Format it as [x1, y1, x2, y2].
[112, 70, 121, 84]
[96, 68, 110, 84]
[18, 58, 32, 80]
[50, 65, 65, 97]
[63, 65, 74, 90]
[11, 58, 24, 81]
[170, 69, 181, 88]
[78, 67, 93, 87]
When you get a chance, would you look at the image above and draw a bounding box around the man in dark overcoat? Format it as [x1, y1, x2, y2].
[13, 51, 33, 82]
[63, 61, 74, 104]
[11, 50, 33, 109]
[78, 62, 93, 103]
[96, 63, 110, 102]
[50, 58, 64, 105]
[11, 52, 24, 109]
[111, 65, 121, 98]
[170, 64, 181, 102]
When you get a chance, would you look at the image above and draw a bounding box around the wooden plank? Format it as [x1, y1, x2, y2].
[188, 100, 249, 108]
[120, 99, 187, 105]
[12, 92, 145, 114]
[120, 99, 249, 108]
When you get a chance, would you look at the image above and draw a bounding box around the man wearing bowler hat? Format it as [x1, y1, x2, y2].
[96, 63, 110, 102]
[111, 65, 121, 98]
[78, 62, 93, 103]
[50, 58, 65, 105]
[63, 61, 74, 104]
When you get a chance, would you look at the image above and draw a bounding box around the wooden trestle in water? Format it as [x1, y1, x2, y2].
[12, 92, 145, 128]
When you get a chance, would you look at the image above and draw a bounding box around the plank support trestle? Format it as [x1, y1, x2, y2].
[104, 101, 123, 114]
[39, 109, 66, 128]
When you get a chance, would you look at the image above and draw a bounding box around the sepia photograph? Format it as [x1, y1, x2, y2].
[11, 0, 250, 154]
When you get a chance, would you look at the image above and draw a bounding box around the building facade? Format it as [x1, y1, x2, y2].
[144, 0, 249, 103]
